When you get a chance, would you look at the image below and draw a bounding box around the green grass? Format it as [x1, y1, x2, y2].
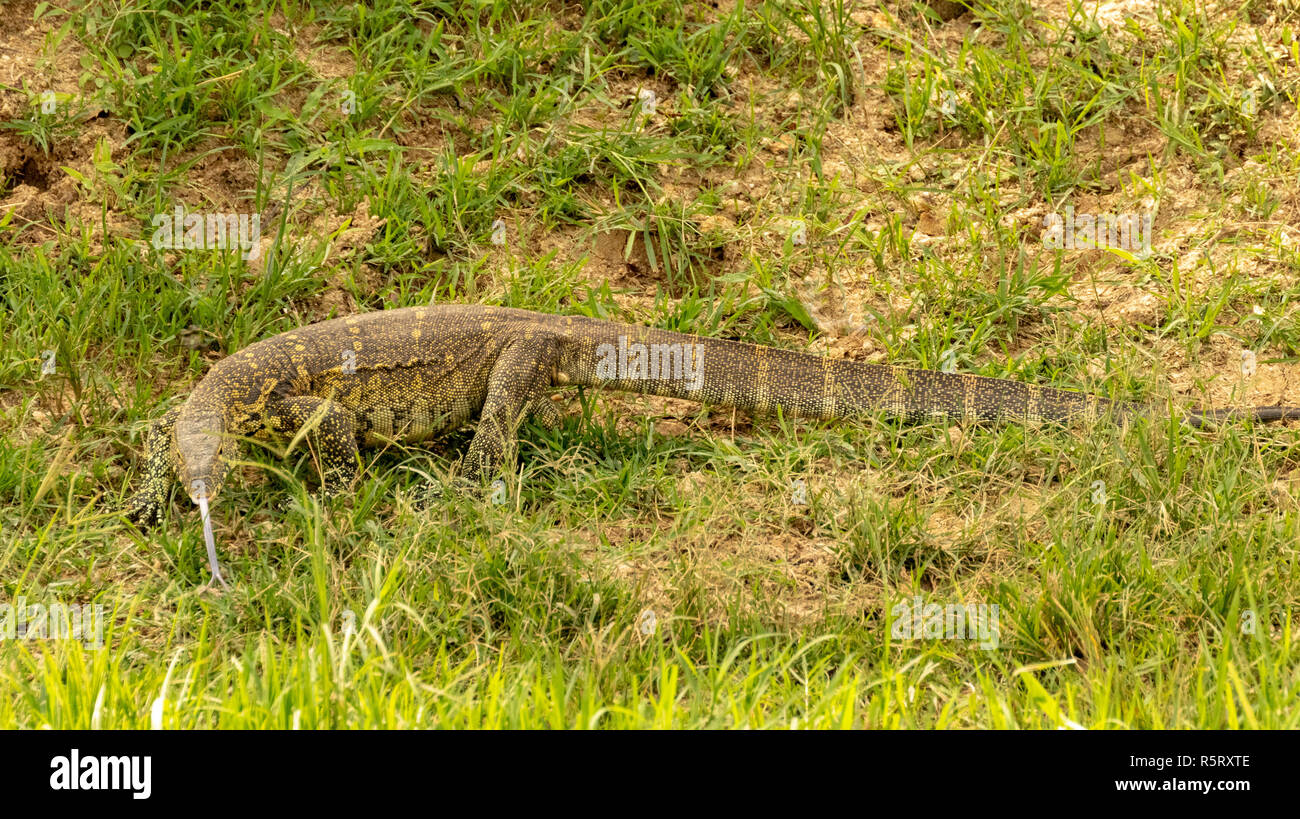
[2, 0, 1300, 728]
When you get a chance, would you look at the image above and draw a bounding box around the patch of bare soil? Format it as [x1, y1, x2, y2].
[0, 2, 148, 254]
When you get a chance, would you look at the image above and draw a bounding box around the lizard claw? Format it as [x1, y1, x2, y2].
[412, 478, 478, 509]
[320, 474, 350, 498]
[275, 492, 325, 516]
[122, 492, 167, 529]
[275, 477, 348, 515]
[412, 482, 445, 510]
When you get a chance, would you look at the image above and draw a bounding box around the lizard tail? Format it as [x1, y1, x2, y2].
[561, 321, 1124, 423]
[1185, 405, 1300, 428]
[561, 320, 1300, 429]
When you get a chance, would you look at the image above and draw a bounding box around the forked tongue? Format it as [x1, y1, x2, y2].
[191, 480, 230, 589]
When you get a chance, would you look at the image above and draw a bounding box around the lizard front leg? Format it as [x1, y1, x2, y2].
[460, 337, 560, 486]
[123, 406, 181, 528]
[267, 396, 360, 497]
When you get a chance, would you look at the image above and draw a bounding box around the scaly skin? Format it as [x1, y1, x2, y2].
[122, 304, 1300, 527]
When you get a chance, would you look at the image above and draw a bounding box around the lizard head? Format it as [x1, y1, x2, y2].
[173, 405, 230, 506]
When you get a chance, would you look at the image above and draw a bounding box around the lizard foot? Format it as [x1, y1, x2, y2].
[412, 478, 479, 509]
[275, 490, 337, 516]
[275, 472, 350, 515]
[122, 492, 167, 529]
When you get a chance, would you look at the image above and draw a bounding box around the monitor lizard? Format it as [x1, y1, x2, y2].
[122, 303, 1300, 527]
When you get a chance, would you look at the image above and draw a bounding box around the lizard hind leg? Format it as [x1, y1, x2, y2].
[459, 337, 560, 487]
